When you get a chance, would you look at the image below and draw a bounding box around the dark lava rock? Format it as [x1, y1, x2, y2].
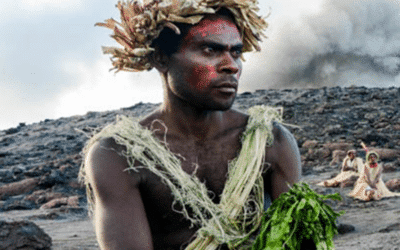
[38, 170, 66, 188]
[1, 199, 37, 211]
[0, 220, 52, 250]
[378, 223, 400, 233]
[337, 223, 356, 234]
[386, 179, 400, 192]
[28, 212, 62, 221]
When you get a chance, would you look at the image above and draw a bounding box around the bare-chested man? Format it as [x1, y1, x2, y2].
[82, 1, 301, 249]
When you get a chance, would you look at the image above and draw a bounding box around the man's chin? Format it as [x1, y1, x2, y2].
[185, 95, 236, 111]
[207, 100, 235, 111]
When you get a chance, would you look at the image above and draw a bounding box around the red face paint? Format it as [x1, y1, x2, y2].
[166, 16, 244, 110]
[185, 18, 241, 40]
[191, 65, 218, 90]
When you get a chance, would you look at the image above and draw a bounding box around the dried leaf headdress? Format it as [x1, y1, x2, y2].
[96, 0, 268, 72]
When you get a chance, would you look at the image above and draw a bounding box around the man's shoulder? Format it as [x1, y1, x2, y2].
[225, 108, 249, 128]
[91, 136, 124, 152]
[83, 135, 140, 192]
[85, 137, 128, 170]
[139, 110, 161, 125]
[271, 122, 296, 144]
[231, 105, 292, 146]
[264, 122, 300, 167]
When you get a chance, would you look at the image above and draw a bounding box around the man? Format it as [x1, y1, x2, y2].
[317, 149, 363, 187]
[81, 1, 301, 249]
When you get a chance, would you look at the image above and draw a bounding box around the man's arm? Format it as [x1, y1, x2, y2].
[263, 124, 317, 250]
[265, 123, 301, 201]
[85, 138, 154, 250]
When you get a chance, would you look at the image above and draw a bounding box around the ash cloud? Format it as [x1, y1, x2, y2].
[241, 0, 400, 90]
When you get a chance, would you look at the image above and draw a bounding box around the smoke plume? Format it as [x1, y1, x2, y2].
[241, 0, 400, 90]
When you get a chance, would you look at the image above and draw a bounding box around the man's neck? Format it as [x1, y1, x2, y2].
[160, 100, 228, 141]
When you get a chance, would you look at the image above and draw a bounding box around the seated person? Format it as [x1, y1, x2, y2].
[317, 149, 363, 187]
[348, 151, 400, 201]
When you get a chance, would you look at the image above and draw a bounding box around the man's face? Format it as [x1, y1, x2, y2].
[166, 15, 243, 110]
[349, 152, 355, 159]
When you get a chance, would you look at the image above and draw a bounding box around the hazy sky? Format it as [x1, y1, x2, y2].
[1, 0, 399, 130]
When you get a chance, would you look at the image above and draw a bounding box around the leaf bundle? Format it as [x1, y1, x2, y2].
[252, 183, 344, 250]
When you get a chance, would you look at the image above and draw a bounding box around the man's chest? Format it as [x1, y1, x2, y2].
[167, 135, 242, 195]
[139, 131, 242, 202]
[138, 134, 242, 234]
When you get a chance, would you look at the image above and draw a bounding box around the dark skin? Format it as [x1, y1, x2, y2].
[85, 15, 301, 250]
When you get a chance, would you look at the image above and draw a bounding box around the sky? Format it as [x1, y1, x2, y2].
[1, 0, 400, 130]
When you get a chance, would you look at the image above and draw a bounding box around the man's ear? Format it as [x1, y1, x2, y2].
[151, 51, 169, 74]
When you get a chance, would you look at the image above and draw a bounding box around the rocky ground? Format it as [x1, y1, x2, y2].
[1, 86, 400, 249]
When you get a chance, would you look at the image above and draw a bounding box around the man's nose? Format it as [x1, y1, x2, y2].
[218, 52, 240, 74]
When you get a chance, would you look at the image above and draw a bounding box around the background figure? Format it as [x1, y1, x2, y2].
[348, 151, 400, 201]
[317, 149, 363, 187]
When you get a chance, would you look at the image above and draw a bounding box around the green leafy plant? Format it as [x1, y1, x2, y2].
[252, 183, 344, 250]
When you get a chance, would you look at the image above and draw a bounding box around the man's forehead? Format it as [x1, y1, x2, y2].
[185, 16, 241, 41]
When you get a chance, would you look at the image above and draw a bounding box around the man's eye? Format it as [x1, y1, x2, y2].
[203, 46, 215, 54]
[231, 49, 243, 58]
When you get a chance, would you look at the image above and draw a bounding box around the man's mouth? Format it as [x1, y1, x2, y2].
[217, 87, 236, 93]
[214, 82, 237, 93]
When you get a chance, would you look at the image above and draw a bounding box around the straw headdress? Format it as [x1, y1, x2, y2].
[96, 0, 268, 72]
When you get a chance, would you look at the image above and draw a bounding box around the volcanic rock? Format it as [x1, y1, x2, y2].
[0, 178, 39, 200]
[385, 179, 400, 192]
[40, 195, 81, 210]
[337, 223, 356, 234]
[0, 220, 52, 250]
[378, 223, 400, 233]
[330, 150, 346, 166]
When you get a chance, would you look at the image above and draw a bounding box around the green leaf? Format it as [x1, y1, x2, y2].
[296, 198, 307, 214]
